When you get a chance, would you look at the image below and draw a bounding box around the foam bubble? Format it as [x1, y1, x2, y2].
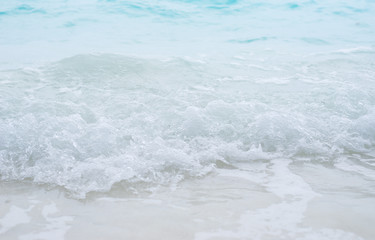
[0, 53, 374, 197]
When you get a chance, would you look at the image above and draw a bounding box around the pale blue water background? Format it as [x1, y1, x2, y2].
[0, 0, 374, 66]
[1, 1, 375, 239]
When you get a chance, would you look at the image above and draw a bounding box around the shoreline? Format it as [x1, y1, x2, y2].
[1, 159, 374, 240]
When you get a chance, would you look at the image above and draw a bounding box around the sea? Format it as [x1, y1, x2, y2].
[0, 0, 375, 239]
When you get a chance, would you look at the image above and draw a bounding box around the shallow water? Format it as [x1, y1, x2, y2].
[1, 0, 375, 239]
[1, 160, 375, 239]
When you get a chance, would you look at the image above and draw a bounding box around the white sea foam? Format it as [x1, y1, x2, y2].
[0, 52, 374, 198]
[0, 206, 32, 234]
[18, 203, 73, 240]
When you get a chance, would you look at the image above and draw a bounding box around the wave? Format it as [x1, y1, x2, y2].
[0, 53, 374, 198]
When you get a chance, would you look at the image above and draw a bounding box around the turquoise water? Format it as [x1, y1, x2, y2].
[0, 1, 375, 239]
[0, 0, 374, 66]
